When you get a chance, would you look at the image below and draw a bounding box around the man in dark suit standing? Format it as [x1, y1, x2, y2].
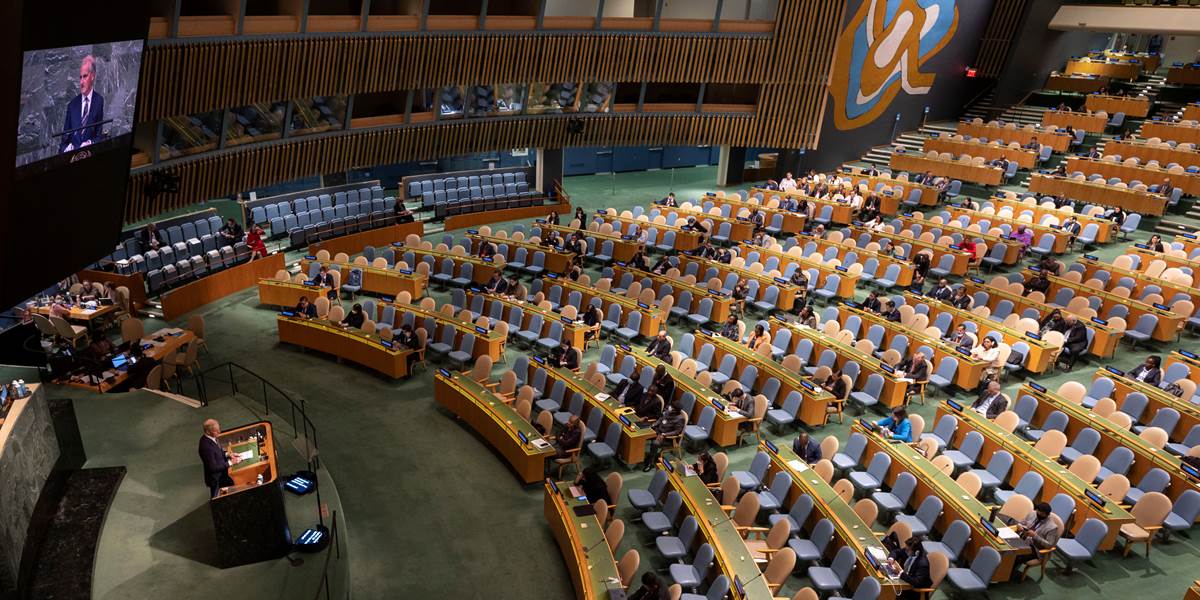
[60, 55, 105, 153]
[199, 419, 237, 498]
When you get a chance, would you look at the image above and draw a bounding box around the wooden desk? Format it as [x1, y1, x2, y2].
[1085, 94, 1151, 118]
[596, 213, 702, 252]
[277, 315, 413, 378]
[700, 193, 810, 235]
[962, 279, 1121, 358]
[937, 399, 1134, 550]
[854, 424, 1024, 582]
[704, 332, 834, 426]
[1186, 580, 1200, 600]
[1065, 156, 1200, 196]
[467, 291, 590, 349]
[1046, 73, 1107, 93]
[216, 421, 279, 496]
[942, 205, 1071, 253]
[838, 172, 940, 208]
[1041, 110, 1108, 133]
[1028, 174, 1166, 216]
[1031, 267, 1181, 343]
[788, 234, 915, 288]
[1143, 121, 1200, 147]
[984, 196, 1114, 244]
[530, 360, 655, 464]
[1167, 66, 1200, 86]
[1126, 244, 1200, 280]
[733, 244, 860, 299]
[1076, 256, 1199, 316]
[1186, 104, 1200, 123]
[749, 189, 854, 224]
[386, 301, 506, 361]
[544, 482, 625, 600]
[665, 205, 756, 243]
[1091, 51, 1160, 73]
[1025, 381, 1200, 511]
[611, 264, 733, 325]
[956, 122, 1071, 152]
[30, 303, 117, 328]
[895, 215, 1021, 266]
[847, 227, 972, 277]
[889, 153, 1004, 186]
[675, 255, 813, 310]
[468, 233, 575, 275]
[1066, 58, 1140, 80]
[64, 328, 197, 393]
[300, 258, 428, 299]
[402, 246, 498, 285]
[836, 305, 989, 390]
[537, 222, 644, 263]
[768, 317, 909, 408]
[257, 279, 326, 308]
[1101, 368, 1200, 446]
[1175, 233, 1200, 257]
[903, 291, 1055, 375]
[433, 370, 555, 483]
[1104, 140, 1200, 170]
[924, 137, 1037, 169]
[662, 459, 774, 599]
[161, 252, 288, 320]
[543, 276, 665, 338]
[764, 442, 907, 600]
[210, 420, 290, 567]
[614, 344, 746, 447]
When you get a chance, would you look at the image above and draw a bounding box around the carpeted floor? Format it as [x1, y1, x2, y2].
[63, 162, 1200, 600]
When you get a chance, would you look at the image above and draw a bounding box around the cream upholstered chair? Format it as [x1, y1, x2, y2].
[1119, 492, 1172, 557]
[853, 498, 879, 525]
[1068, 454, 1102, 482]
[956, 471, 983, 498]
[1033, 430, 1067, 460]
[820, 435, 839, 459]
[833, 478, 854, 502]
[605, 518, 624, 553]
[165, 341, 200, 377]
[813, 459, 834, 483]
[1098, 473, 1130, 503]
[617, 549, 639, 588]
[50, 315, 89, 349]
[186, 314, 209, 354]
[931, 455, 954, 475]
[998, 494, 1034, 523]
[745, 518, 791, 563]
[764, 548, 797, 595]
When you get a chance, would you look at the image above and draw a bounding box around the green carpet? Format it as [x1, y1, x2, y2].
[69, 163, 1200, 599]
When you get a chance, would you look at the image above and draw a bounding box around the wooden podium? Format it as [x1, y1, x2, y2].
[210, 421, 291, 568]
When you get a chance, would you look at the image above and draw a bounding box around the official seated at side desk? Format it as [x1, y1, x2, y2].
[847, 227, 973, 277]
[543, 276, 665, 338]
[656, 457, 775, 599]
[762, 441, 909, 599]
[894, 215, 1023, 266]
[1077, 254, 1200, 308]
[299, 257, 428, 299]
[942, 205, 1071, 254]
[851, 423, 1026, 582]
[467, 232, 575, 275]
[384, 300, 506, 361]
[674, 255, 810, 311]
[766, 317, 910, 409]
[701, 332, 835, 426]
[613, 344, 747, 447]
[543, 481, 625, 600]
[902, 291, 1057, 375]
[961, 278, 1121, 358]
[1023, 381, 1200, 512]
[276, 313, 415, 378]
[1100, 367, 1200, 446]
[63, 328, 195, 393]
[535, 221, 645, 263]
[936, 398, 1135, 550]
[1030, 267, 1183, 342]
[257, 275, 327, 309]
[434, 369, 555, 483]
[525, 358, 655, 465]
[730, 243, 862, 300]
[400, 245, 499, 286]
[985, 195, 1114, 244]
[466, 290, 591, 349]
[788, 234, 916, 288]
[662, 204, 756, 242]
[835, 305, 989, 390]
[610, 264, 733, 326]
[594, 212, 702, 252]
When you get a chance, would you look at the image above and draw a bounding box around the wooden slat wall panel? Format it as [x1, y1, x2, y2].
[137, 34, 776, 121]
[974, 0, 1030, 79]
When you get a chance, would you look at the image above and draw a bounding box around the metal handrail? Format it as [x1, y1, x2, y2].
[195, 361, 319, 472]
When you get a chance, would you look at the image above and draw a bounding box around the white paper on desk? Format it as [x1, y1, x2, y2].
[235, 450, 254, 461]
[787, 460, 810, 472]
[898, 377, 914, 384]
[531, 439, 551, 449]
[997, 526, 1020, 541]
[684, 465, 697, 477]
[595, 393, 611, 401]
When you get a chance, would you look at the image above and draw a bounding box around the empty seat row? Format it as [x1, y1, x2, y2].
[143, 242, 252, 296]
[431, 194, 542, 220]
[249, 186, 384, 227]
[406, 171, 527, 199]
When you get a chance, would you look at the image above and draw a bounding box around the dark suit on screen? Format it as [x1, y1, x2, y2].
[60, 92, 105, 153]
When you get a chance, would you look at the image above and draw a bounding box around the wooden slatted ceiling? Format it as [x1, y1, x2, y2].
[128, 0, 847, 220]
[974, 0, 1030, 79]
[137, 34, 777, 121]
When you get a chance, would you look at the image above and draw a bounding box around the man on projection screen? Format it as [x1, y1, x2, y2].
[60, 55, 105, 153]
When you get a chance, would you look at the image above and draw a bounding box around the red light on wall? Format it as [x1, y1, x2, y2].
[965, 67, 978, 78]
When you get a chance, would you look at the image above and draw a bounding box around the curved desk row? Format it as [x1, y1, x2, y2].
[276, 315, 414, 378]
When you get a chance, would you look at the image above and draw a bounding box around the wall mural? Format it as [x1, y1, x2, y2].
[829, 0, 959, 130]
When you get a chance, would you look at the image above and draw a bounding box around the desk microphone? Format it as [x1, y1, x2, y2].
[582, 535, 608, 557]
